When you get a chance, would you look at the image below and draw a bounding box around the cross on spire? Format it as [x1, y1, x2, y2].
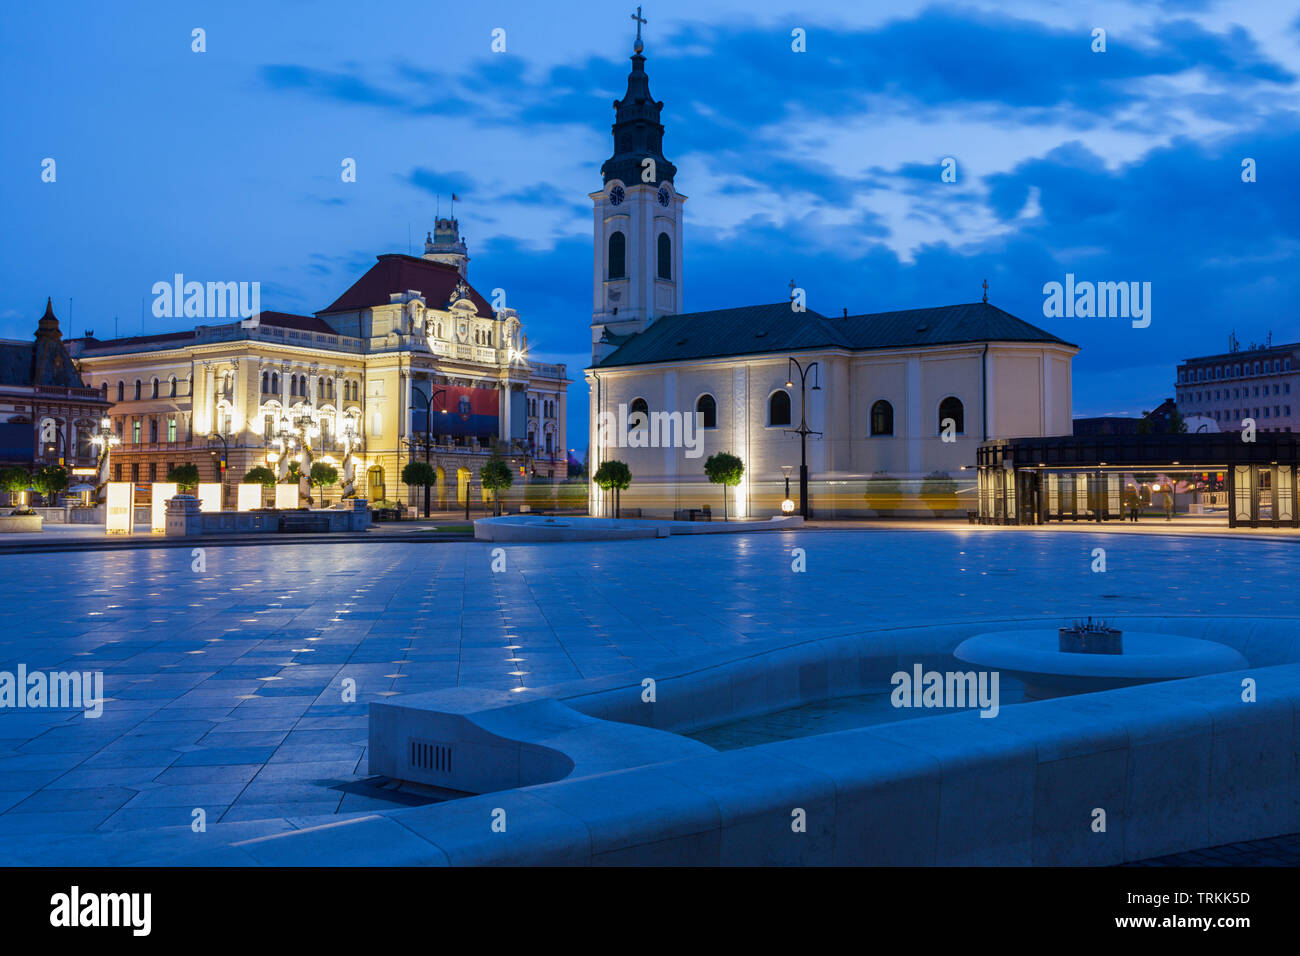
[631, 6, 646, 52]
[981, 278, 989, 303]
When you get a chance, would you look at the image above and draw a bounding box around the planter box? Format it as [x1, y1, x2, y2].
[0, 514, 43, 533]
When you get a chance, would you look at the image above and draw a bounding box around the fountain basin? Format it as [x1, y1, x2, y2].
[953, 629, 1249, 699]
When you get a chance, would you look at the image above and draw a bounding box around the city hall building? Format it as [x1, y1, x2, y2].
[584, 36, 1076, 518]
[65, 219, 569, 508]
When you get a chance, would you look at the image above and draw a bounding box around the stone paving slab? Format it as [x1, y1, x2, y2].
[2, 529, 1299, 859]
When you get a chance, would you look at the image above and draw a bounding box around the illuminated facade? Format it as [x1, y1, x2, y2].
[66, 221, 569, 506]
[0, 298, 108, 473]
[585, 39, 1076, 518]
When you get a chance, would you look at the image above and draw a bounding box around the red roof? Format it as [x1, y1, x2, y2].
[318, 254, 495, 318]
[257, 311, 336, 333]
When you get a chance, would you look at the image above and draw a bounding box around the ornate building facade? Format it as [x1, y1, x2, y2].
[0, 299, 108, 474]
[66, 220, 569, 507]
[585, 35, 1077, 518]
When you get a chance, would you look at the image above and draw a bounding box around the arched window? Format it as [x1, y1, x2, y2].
[169, 376, 177, 397]
[608, 231, 626, 280]
[870, 400, 894, 436]
[657, 233, 672, 280]
[101, 382, 109, 400]
[696, 394, 717, 429]
[117, 381, 124, 401]
[133, 379, 141, 400]
[261, 371, 268, 393]
[150, 378, 159, 399]
[938, 396, 964, 435]
[629, 397, 649, 429]
[272, 372, 280, 394]
[769, 390, 791, 427]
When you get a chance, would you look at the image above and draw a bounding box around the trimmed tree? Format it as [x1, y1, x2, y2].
[480, 457, 514, 516]
[0, 467, 29, 507]
[592, 459, 632, 518]
[243, 466, 277, 488]
[310, 462, 339, 505]
[401, 460, 438, 516]
[31, 464, 69, 504]
[704, 452, 745, 521]
[167, 463, 201, 492]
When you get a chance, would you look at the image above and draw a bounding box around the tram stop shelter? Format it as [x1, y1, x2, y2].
[976, 432, 1300, 529]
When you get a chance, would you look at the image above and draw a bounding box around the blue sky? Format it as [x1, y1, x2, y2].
[3, 0, 1298, 451]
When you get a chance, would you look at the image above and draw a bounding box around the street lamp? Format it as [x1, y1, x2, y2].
[88, 416, 121, 496]
[783, 357, 822, 519]
[207, 431, 229, 507]
[411, 381, 448, 517]
[780, 465, 795, 514]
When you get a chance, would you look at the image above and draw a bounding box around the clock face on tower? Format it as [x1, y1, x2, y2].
[657, 186, 670, 207]
[609, 185, 625, 206]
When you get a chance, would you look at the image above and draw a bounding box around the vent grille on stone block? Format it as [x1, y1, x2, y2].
[409, 739, 453, 773]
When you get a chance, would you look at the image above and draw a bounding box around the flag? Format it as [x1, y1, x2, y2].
[451, 193, 459, 201]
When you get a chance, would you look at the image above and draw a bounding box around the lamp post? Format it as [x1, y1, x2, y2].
[412, 382, 448, 517]
[208, 431, 228, 508]
[783, 358, 822, 519]
[89, 416, 120, 499]
[781, 465, 795, 514]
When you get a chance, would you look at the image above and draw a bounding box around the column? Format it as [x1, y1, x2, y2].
[499, 381, 510, 444]
[905, 356, 921, 476]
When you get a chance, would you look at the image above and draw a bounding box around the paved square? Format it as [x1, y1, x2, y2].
[1, 528, 1294, 861]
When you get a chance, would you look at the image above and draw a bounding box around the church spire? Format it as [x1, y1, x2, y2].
[601, 8, 675, 186]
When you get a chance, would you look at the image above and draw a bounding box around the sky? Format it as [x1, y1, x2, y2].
[2, 0, 1298, 450]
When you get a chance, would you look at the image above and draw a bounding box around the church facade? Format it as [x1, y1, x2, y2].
[585, 37, 1077, 519]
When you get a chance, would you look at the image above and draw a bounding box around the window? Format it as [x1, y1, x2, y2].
[130, 463, 139, 484]
[148, 463, 156, 482]
[629, 397, 649, 429]
[870, 400, 894, 436]
[168, 417, 177, 442]
[169, 376, 177, 397]
[261, 371, 268, 393]
[132, 419, 141, 444]
[114, 463, 121, 482]
[272, 372, 280, 394]
[134, 380, 141, 400]
[768, 390, 791, 427]
[657, 233, 672, 280]
[938, 396, 965, 435]
[101, 382, 109, 400]
[149, 418, 158, 443]
[151, 378, 159, 398]
[608, 231, 626, 280]
[696, 394, 717, 429]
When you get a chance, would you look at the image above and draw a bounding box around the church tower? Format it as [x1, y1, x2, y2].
[590, 12, 685, 364]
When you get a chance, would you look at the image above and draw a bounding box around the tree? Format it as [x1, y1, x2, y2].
[704, 452, 745, 521]
[480, 457, 514, 516]
[0, 467, 29, 507]
[167, 463, 201, 491]
[592, 459, 631, 518]
[401, 460, 437, 516]
[310, 462, 339, 493]
[31, 464, 69, 504]
[242, 466, 277, 488]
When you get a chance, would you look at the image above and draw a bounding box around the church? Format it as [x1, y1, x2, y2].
[584, 25, 1077, 519]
